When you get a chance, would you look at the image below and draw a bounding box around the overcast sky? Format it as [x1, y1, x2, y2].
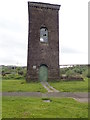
[0, 0, 88, 66]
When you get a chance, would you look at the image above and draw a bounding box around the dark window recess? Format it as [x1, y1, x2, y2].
[40, 27, 48, 43]
[43, 34, 47, 36]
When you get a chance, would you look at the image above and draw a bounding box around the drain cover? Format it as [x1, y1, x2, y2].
[43, 100, 51, 102]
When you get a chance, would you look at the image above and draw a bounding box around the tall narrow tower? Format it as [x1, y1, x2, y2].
[27, 2, 61, 82]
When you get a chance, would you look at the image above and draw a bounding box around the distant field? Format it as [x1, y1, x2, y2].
[49, 78, 88, 92]
[2, 79, 47, 93]
[2, 97, 88, 118]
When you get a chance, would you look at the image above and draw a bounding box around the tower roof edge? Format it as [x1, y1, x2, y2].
[28, 2, 61, 10]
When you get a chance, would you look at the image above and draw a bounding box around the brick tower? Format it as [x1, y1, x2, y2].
[26, 2, 61, 82]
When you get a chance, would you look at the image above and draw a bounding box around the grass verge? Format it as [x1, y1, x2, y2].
[2, 79, 47, 93]
[2, 97, 88, 118]
[49, 78, 88, 92]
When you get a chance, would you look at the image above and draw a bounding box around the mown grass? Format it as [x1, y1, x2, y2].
[49, 78, 88, 92]
[2, 78, 89, 92]
[2, 97, 88, 118]
[2, 79, 47, 93]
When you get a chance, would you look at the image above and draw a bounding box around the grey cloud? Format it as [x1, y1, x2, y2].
[0, 56, 26, 66]
[60, 46, 84, 54]
[0, 47, 27, 66]
[0, 18, 25, 33]
[0, 55, 17, 65]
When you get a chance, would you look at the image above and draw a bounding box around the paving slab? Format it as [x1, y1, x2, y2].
[1, 92, 89, 102]
[2, 92, 42, 97]
[41, 82, 59, 92]
[73, 98, 88, 103]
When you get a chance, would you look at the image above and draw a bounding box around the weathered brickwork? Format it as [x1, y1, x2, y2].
[26, 2, 61, 82]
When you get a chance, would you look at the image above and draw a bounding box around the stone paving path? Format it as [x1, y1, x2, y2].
[1, 82, 89, 103]
[41, 82, 59, 92]
[1, 92, 89, 103]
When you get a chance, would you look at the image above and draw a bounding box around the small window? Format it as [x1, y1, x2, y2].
[40, 27, 48, 43]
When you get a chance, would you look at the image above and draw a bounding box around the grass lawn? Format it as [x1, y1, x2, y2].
[2, 97, 88, 118]
[2, 78, 89, 92]
[49, 78, 88, 92]
[2, 79, 47, 93]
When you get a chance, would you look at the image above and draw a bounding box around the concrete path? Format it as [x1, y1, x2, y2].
[2, 92, 90, 103]
[1, 82, 89, 103]
[41, 82, 59, 92]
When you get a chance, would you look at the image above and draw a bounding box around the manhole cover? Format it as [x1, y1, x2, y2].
[43, 100, 51, 102]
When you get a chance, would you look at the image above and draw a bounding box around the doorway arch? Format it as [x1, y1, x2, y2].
[39, 64, 48, 82]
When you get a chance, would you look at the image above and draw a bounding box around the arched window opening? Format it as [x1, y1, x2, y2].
[40, 27, 48, 43]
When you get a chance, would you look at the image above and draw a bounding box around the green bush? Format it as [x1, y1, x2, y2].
[66, 69, 76, 77]
[2, 73, 24, 80]
[2, 66, 27, 80]
[60, 65, 88, 78]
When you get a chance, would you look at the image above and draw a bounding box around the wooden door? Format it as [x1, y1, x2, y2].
[39, 65, 48, 82]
